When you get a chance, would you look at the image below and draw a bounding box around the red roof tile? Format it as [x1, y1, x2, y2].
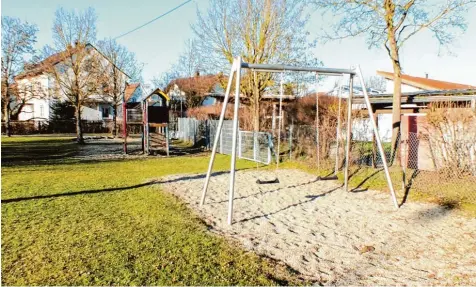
[15, 43, 129, 81]
[15, 47, 81, 80]
[165, 74, 223, 95]
[124, 83, 140, 102]
[377, 71, 476, 90]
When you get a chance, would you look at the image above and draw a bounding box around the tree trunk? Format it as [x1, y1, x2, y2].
[390, 50, 402, 166]
[112, 105, 118, 138]
[75, 105, 84, 144]
[3, 100, 11, 137]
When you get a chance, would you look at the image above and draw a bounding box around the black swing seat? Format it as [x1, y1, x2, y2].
[256, 178, 280, 184]
[316, 175, 338, 181]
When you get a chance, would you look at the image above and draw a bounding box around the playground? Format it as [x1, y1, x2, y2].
[163, 168, 476, 285]
[2, 132, 475, 285]
[3, 61, 475, 286]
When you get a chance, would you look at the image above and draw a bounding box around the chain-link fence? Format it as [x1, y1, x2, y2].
[174, 116, 476, 205]
[238, 131, 272, 165]
[175, 118, 272, 164]
[400, 132, 476, 204]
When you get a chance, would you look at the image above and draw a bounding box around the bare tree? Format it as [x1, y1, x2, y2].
[154, 39, 203, 90]
[151, 70, 180, 91]
[176, 39, 203, 77]
[193, 0, 320, 131]
[41, 7, 99, 143]
[366, 76, 387, 92]
[9, 80, 48, 120]
[1, 16, 38, 136]
[311, 0, 476, 160]
[97, 38, 143, 137]
[156, 39, 209, 116]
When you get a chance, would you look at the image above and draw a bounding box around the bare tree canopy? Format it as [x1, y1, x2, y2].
[1, 16, 39, 136]
[366, 76, 387, 92]
[41, 7, 99, 143]
[314, 0, 476, 52]
[52, 7, 97, 50]
[311, 0, 476, 160]
[97, 38, 143, 137]
[153, 39, 213, 114]
[176, 39, 204, 78]
[193, 0, 320, 131]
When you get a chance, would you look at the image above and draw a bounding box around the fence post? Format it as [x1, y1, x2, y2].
[177, 118, 180, 140]
[188, 118, 191, 142]
[400, 121, 406, 193]
[253, 132, 258, 162]
[289, 124, 293, 160]
[272, 104, 276, 137]
[205, 119, 209, 150]
[165, 124, 170, 156]
[371, 111, 378, 168]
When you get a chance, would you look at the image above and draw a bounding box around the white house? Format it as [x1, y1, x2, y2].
[332, 71, 476, 142]
[14, 43, 139, 122]
[376, 70, 476, 93]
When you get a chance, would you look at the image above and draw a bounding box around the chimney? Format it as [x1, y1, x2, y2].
[195, 70, 200, 77]
[425, 73, 428, 79]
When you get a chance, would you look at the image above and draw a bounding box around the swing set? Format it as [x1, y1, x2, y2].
[201, 57, 399, 225]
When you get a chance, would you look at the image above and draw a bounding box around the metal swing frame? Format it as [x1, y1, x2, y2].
[201, 57, 398, 225]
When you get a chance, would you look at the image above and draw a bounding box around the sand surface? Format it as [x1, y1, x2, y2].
[162, 169, 476, 285]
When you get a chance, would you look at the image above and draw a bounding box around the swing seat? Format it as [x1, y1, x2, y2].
[256, 178, 280, 184]
[317, 175, 338, 181]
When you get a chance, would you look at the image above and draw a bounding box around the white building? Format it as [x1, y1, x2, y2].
[13, 43, 140, 123]
[330, 71, 476, 142]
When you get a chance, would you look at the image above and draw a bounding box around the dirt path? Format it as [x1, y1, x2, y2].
[162, 169, 476, 285]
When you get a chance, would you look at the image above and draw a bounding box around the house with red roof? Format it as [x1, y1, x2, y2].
[376, 70, 476, 93]
[13, 43, 139, 122]
[352, 71, 476, 171]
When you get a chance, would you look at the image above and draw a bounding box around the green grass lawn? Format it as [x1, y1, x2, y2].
[1, 136, 305, 285]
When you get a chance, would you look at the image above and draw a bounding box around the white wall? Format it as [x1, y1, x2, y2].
[18, 98, 50, 120]
[81, 106, 103, 121]
[16, 46, 128, 122]
[17, 75, 50, 121]
[385, 79, 422, 93]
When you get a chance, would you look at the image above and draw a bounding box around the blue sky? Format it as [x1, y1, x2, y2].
[2, 0, 476, 90]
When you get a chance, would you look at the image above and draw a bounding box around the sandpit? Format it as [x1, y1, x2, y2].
[162, 169, 476, 285]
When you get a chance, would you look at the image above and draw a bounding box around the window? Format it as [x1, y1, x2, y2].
[102, 106, 110, 118]
[40, 105, 44, 117]
[202, 96, 217, 106]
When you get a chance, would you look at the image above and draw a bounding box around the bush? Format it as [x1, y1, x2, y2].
[2, 121, 37, 135]
[48, 101, 76, 133]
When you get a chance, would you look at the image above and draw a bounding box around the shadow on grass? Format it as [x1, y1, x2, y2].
[2, 136, 212, 168]
[2, 137, 140, 167]
[1, 139, 80, 165]
[2, 171, 231, 204]
[350, 168, 383, 193]
[400, 169, 420, 207]
[151, 145, 207, 157]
